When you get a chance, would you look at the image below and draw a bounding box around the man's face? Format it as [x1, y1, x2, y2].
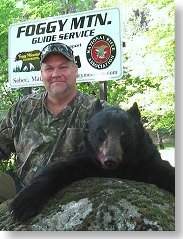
[41, 54, 78, 97]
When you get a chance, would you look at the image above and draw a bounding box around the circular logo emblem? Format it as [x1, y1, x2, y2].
[86, 34, 116, 69]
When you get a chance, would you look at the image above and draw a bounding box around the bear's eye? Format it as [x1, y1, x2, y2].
[98, 129, 107, 141]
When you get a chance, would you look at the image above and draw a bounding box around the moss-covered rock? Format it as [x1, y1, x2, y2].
[0, 178, 175, 231]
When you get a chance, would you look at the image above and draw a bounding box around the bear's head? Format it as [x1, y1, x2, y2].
[84, 100, 145, 170]
[15, 53, 21, 61]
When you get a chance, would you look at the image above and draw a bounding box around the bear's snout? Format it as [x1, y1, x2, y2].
[103, 156, 119, 169]
[97, 134, 124, 170]
[97, 151, 121, 169]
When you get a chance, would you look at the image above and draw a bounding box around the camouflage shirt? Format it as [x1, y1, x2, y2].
[0, 91, 104, 185]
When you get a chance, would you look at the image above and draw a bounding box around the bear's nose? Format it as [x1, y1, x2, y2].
[104, 157, 118, 169]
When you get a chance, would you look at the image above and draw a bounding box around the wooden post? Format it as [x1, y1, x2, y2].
[100, 81, 107, 101]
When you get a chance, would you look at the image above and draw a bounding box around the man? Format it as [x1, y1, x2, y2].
[0, 42, 106, 203]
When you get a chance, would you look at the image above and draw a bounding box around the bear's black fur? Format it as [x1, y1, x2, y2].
[10, 101, 175, 221]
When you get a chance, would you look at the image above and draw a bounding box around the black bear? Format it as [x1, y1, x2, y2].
[15, 50, 41, 72]
[9, 101, 175, 221]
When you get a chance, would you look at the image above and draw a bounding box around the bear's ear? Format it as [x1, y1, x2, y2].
[93, 99, 103, 114]
[127, 102, 141, 122]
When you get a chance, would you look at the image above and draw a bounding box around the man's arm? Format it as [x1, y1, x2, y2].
[0, 105, 17, 161]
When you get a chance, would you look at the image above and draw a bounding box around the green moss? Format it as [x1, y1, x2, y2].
[0, 201, 7, 217]
[0, 178, 175, 231]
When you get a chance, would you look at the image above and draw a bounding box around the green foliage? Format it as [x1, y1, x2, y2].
[96, 0, 175, 135]
[0, 155, 16, 172]
[77, 82, 101, 98]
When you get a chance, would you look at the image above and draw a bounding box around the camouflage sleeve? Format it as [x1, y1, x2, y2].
[0, 104, 18, 161]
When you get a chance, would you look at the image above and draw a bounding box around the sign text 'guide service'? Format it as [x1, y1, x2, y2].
[8, 7, 123, 88]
